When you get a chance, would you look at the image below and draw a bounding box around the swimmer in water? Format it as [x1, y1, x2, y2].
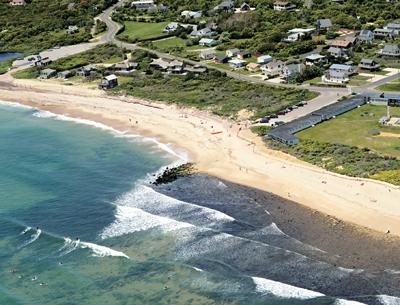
[58, 261, 63, 266]
[31, 276, 38, 281]
[39, 282, 47, 286]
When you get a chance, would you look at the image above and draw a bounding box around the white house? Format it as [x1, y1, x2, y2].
[305, 54, 326, 65]
[261, 60, 284, 77]
[189, 27, 215, 38]
[273, 1, 296, 11]
[281, 63, 305, 81]
[257, 55, 273, 64]
[131, 0, 156, 10]
[181, 10, 202, 19]
[322, 63, 354, 84]
[199, 38, 220, 47]
[228, 59, 246, 69]
[199, 50, 215, 60]
[9, 0, 26, 5]
[226, 48, 240, 58]
[385, 23, 400, 35]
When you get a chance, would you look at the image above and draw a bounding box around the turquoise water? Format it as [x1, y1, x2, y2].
[0, 101, 398, 305]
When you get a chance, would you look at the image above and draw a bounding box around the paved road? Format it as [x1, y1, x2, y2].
[12, 0, 129, 68]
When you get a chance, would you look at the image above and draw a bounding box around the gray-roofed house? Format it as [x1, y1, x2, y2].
[305, 54, 326, 65]
[214, 55, 228, 64]
[99, 74, 118, 89]
[9, 0, 26, 6]
[374, 28, 395, 39]
[328, 46, 348, 58]
[167, 60, 185, 74]
[385, 23, 400, 35]
[322, 63, 354, 83]
[358, 58, 380, 71]
[163, 22, 180, 33]
[281, 63, 305, 81]
[200, 50, 216, 60]
[150, 58, 171, 71]
[39, 69, 57, 79]
[114, 62, 138, 74]
[213, 0, 234, 12]
[58, 70, 72, 80]
[316, 19, 332, 30]
[358, 29, 374, 44]
[378, 44, 400, 57]
[189, 27, 215, 38]
[76, 64, 97, 78]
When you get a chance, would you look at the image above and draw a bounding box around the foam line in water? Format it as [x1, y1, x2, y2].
[19, 226, 31, 235]
[114, 184, 235, 223]
[80, 242, 129, 259]
[57, 237, 80, 256]
[31, 109, 188, 161]
[252, 276, 324, 300]
[334, 300, 369, 305]
[253, 277, 370, 304]
[376, 295, 400, 305]
[18, 229, 41, 249]
[101, 205, 193, 239]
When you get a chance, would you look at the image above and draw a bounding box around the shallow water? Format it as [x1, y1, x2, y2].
[0, 101, 399, 305]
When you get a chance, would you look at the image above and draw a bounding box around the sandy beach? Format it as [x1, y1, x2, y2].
[1, 74, 400, 237]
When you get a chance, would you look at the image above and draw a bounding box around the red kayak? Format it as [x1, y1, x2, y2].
[211, 131, 223, 135]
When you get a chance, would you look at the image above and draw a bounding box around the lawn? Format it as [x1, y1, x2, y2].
[119, 21, 170, 42]
[297, 104, 400, 158]
[152, 37, 187, 49]
[376, 80, 400, 92]
[348, 75, 371, 86]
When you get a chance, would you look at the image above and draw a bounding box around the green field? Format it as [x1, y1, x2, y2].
[152, 37, 187, 49]
[376, 80, 400, 92]
[119, 22, 170, 42]
[348, 74, 371, 86]
[297, 104, 400, 158]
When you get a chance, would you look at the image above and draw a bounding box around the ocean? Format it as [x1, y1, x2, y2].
[0, 101, 399, 305]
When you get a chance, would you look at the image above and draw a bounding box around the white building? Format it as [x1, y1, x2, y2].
[131, 0, 156, 10]
[181, 10, 202, 19]
[257, 55, 273, 64]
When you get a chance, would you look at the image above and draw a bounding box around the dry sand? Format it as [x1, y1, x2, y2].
[1, 75, 400, 236]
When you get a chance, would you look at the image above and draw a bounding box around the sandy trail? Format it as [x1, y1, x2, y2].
[1, 76, 400, 236]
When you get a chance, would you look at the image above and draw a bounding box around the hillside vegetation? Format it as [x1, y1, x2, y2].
[0, 0, 117, 53]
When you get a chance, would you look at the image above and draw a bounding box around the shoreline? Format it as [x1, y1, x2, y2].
[2, 77, 400, 237]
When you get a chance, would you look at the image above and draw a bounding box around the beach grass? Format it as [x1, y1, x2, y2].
[297, 104, 400, 158]
[113, 72, 317, 119]
[119, 21, 170, 42]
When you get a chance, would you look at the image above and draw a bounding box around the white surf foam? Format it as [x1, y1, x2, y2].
[192, 267, 204, 272]
[334, 300, 369, 305]
[114, 184, 235, 223]
[259, 223, 287, 236]
[252, 276, 324, 300]
[100, 205, 193, 239]
[19, 226, 32, 235]
[80, 242, 129, 259]
[18, 229, 41, 249]
[377, 295, 400, 305]
[58, 237, 80, 256]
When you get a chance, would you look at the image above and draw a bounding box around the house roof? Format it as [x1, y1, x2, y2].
[386, 23, 400, 29]
[247, 62, 260, 69]
[264, 60, 284, 68]
[105, 74, 118, 81]
[317, 19, 332, 28]
[199, 38, 216, 43]
[330, 39, 352, 48]
[227, 48, 240, 53]
[228, 59, 246, 64]
[200, 50, 215, 55]
[41, 68, 56, 73]
[360, 58, 375, 64]
[330, 63, 353, 71]
[285, 63, 305, 73]
[382, 44, 400, 53]
[238, 51, 251, 55]
[258, 55, 273, 60]
[288, 28, 315, 34]
[306, 53, 325, 60]
[359, 29, 373, 36]
[214, 55, 227, 61]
